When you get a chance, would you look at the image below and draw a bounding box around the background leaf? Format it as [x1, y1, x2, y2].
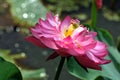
[96, 28, 114, 46]
[0, 49, 47, 80]
[22, 69, 47, 80]
[6, 0, 47, 27]
[0, 57, 22, 80]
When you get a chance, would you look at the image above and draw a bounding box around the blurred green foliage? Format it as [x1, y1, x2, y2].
[0, 57, 22, 80]
[22, 69, 47, 80]
[0, 49, 47, 80]
[46, 0, 91, 20]
[46, 0, 91, 13]
[6, 0, 47, 27]
[6, 0, 91, 28]
[103, 7, 120, 22]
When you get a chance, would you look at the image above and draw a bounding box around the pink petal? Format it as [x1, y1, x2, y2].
[59, 16, 71, 32]
[94, 41, 107, 50]
[86, 52, 101, 63]
[62, 37, 83, 56]
[69, 48, 85, 56]
[40, 37, 58, 49]
[72, 27, 86, 39]
[54, 14, 61, 25]
[56, 49, 71, 57]
[31, 28, 59, 39]
[86, 51, 111, 64]
[59, 36, 86, 56]
[56, 36, 73, 48]
[34, 23, 41, 29]
[25, 36, 47, 48]
[88, 31, 97, 38]
[30, 28, 42, 39]
[90, 50, 108, 57]
[56, 36, 81, 56]
[75, 55, 102, 70]
[46, 12, 59, 27]
[31, 23, 59, 39]
[90, 41, 108, 57]
[72, 27, 88, 40]
[80, 37, 97, 49]
[40, 19, 54, 30]
[100, 59, 111, 64]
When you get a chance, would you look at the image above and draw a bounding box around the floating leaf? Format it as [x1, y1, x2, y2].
[103, 7, 120, 22]
[0, 49, 26, 64]
[6, 0, 47, 27]
[0, 49, 47, 80]
[22, 69, 47, 80]
[0, 57, 22, 80]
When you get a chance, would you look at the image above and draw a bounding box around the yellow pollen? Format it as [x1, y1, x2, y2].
[64, 24, 74, 37]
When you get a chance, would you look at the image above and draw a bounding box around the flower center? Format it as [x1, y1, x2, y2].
[63, 20, 79, 37]
[64, 24, 74, 37]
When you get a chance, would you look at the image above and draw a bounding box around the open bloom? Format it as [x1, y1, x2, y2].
[26, 12, 110, 70]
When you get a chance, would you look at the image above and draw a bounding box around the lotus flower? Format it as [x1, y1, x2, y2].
[26, 12, 110, 70]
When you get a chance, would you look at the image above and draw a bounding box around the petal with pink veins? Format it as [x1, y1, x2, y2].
[46, 12, 59, 27]
[72, 27, 86, 39]
[59, 16, 71, 32]
[40, 19, 55, 30]
[80, 37, 97, 49]
[94, 41, 107, 50]
[90, 41, 108, 57]
[88, 31, 97, 38]
[40, 37, 58, 49]
[75, 55, 102, 70]
[86, 52, 102, 63]
[25, 36, 47, 48]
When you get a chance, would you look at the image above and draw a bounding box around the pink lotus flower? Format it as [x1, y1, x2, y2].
[26, 12, 110, 70]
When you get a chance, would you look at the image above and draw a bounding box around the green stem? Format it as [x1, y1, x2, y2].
[54, 57, 65, 80]
[91, 0, 97, 28]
